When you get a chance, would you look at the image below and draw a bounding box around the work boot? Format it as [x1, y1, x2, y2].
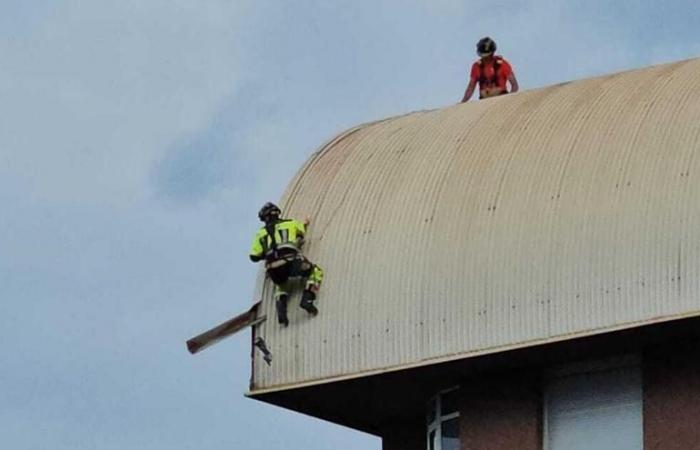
[276, 294, 289, 326]
[299, 290, 318, 316]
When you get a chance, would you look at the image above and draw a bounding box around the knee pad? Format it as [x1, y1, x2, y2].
[301, 289, 316, 304]
[300, 290, 318, 315]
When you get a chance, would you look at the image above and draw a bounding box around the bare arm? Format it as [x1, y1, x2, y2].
[461, 79, 477, 103]
[508, 72, 519, 93]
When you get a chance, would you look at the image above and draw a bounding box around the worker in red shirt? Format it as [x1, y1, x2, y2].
[461, 37, 519, 102]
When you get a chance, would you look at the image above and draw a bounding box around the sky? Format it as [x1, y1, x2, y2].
[2, 1, 700, 449]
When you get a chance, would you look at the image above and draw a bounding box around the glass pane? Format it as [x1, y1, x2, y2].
[440, 418, 460, 450]
[428, 430, 436, 450]
[545, 366, 642, 450]
[441, 388, 459, 416]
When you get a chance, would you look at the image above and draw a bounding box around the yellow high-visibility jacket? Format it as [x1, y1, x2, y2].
[249, 219, 306, 262]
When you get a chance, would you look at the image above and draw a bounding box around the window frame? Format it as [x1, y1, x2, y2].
[426, 386, 460, 450]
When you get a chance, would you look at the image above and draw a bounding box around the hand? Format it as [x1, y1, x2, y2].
[303, 216, 311, 226]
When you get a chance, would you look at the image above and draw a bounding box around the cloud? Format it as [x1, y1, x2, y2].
[150, 85, 271, 205]
[0, 0, 249, 206]
[149, 107, 239, 205]
[4, 1, 700, 450]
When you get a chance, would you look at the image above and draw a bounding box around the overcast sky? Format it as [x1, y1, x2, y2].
[3, 1, 700, 449]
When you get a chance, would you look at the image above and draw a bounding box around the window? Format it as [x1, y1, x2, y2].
[543, 356, 642, 450]
[426, 387, 460, 450]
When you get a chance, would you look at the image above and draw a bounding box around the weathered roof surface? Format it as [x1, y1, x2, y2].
[249, 57, 700, 394]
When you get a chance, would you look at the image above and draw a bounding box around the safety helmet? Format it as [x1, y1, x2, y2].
[477, 37, 497, 57]
[258, 202, 281, 222]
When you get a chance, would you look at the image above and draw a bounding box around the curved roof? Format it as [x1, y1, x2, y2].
[250, 57, 700, 393]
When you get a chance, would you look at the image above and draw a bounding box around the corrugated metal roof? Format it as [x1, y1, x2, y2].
[249, 57, 700, 394]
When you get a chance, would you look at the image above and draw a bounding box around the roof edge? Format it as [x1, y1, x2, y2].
[247, 310, 700, 397]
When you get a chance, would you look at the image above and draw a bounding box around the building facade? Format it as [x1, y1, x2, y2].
[246, 57, 700, 449]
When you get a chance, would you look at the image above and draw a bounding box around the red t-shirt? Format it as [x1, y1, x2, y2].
[470, 56, 513, 92]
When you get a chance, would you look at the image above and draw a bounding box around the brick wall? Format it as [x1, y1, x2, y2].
[644, 341, 700, 449]
[379, 332, 700, 450]
[460, 372, 542, 450]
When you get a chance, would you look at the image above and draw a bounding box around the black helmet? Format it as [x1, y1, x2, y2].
[258, 202, 281, 222]
[477, 37, 497, 57]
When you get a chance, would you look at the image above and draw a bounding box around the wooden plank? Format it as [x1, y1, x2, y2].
[187, 302, 264, 354]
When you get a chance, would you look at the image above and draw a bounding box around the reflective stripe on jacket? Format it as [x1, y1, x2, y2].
[249, 219, 306, 261]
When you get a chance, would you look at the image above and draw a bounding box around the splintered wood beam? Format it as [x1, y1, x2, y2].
[186, 302, 264, 355]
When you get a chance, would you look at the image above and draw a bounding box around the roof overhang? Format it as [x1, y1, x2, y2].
[248, 315, 700, 435]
